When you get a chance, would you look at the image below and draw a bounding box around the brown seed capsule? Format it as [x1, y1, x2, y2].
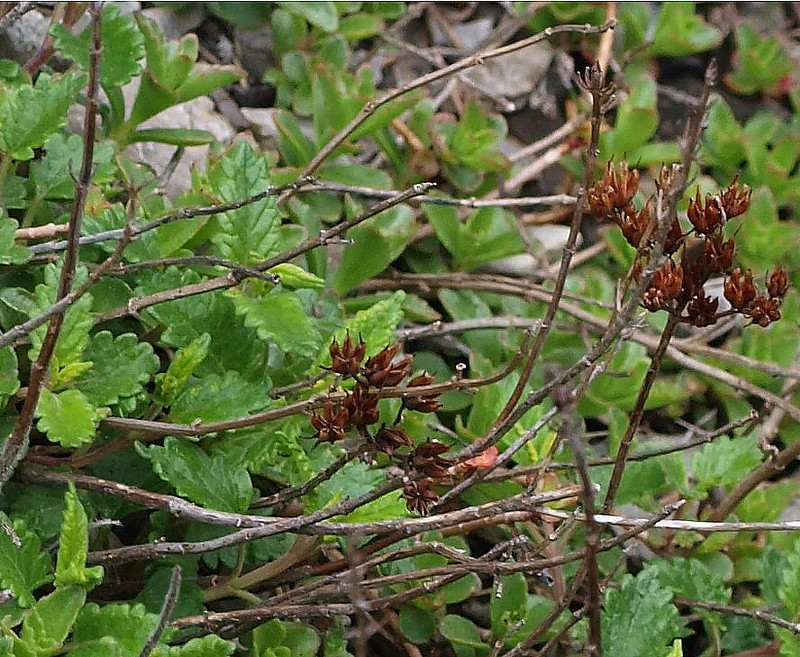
[403, 479, 438, 515]
[724, 268, 757, 312]
[311, 403, 350, 443]
[363, 343, 413, 388]
[767, 266, 789, 299]
[374, 424, 412, 456]
[328, 332, 366, 378]
[411, 440, 452, 479]
[719, 176, 751, 218]
[750, 296, 782, 327]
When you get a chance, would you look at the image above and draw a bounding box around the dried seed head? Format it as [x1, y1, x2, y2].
[345, 385, 380, 431]
[686, 293, 719, 327]
[328, 332, 366, 378]
[643, 259, 684, 312]
[687, 191, 727, 235]
[374, 424, 412, 456]
[403, 371, 442, 413]
[767, 266, 789, 299]
[403, 479, 438, 515]
[724, 268, 757, 312]
[588, 161, 640, 218]
[311, 402, 350, 442]
[719, 176, 751, 218]
[750, 296, 782, 327]
[363, 343, 413, 388]
[411, 439, 452, 479]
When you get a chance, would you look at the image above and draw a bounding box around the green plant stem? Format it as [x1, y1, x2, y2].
[602, 312, 680, 512]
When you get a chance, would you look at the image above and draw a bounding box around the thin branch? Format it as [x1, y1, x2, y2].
[138, 564, 181, 657]
[491, 63, 613, 430]
[602, 313, 680, 511]
[0, 3, 101, 491]
[675, 598, 800, 635]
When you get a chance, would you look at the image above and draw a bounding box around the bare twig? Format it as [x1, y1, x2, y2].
[138, 564, 181, 657]
[491, 63, 613, 431]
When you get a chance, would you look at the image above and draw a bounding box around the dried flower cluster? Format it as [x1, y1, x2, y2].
[311, 334, 449, 514]
[588, 163, 788, 327]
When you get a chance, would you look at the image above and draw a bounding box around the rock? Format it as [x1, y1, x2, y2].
[0, 7, 50, 64]
[465, 43, 554, 105]
[139, 4, 206, 39]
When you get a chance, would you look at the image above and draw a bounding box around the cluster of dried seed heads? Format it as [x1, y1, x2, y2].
[311, 334, 450, 514]
[588, 163, 788, 327]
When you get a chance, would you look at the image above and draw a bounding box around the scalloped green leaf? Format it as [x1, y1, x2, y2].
[143, 437, 253, 513]
[602, 570, 685, 657]
[154, 333, 211, 407]
[0, 516, 52, 608]
[35, 388, 103, 448]
[229, 287, 322, 359]
[51, 3, 144, 90]
[0, 215, 31, 265]
[56, 483, 104, 588]
[208, 141, 281, 265]
[0, 71, 86, 160]
[691, 435, 763, 496]
[71, 602, 158, 655]
[169, 369, 271, 424]
[75, 331, 159, 407]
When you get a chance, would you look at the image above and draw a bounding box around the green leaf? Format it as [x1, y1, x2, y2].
[0, 346, 20, 407]
[208, 142, 281, 265]
[490, 573, 528, 639]
[56, 483, 104, 588]
[144, 437, 253, 513]
[29, 134, 115, 202]
[154, 333, 211, 407]
[20, 585, 86, 655]
[128, 127, 216, 146]
[725, 24, 793, 95]
[229, 287, 322, 359]
[71, 602, 159, 655]
[0, 215, 31, 265]
[651, 2, 722, 57]
[75, 332, 159, 407]
[606, 70, 658, 156]
[268, 263, 325, 289]
[253, 621, 320, 657]
[277, 2, 339, 32]
[398, 605, 437, 644]
[439, 614, 489, 657]
[169, 370, 271, 424]
[339, 13, 385, 41]
[0, 516, 52, 608]
[156, 635, 236, 656]
[332, 204, 416, 295]
[204, 2, 271, 28]
[691, 435, 763, 496]
[51, 3, 144, 90]
[777, 538, 800, 617]
[35, 388, 102, 448]
[602, 570, 684, 657]
[646, 558, 729, 631]
[0, 71, 86, 160]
